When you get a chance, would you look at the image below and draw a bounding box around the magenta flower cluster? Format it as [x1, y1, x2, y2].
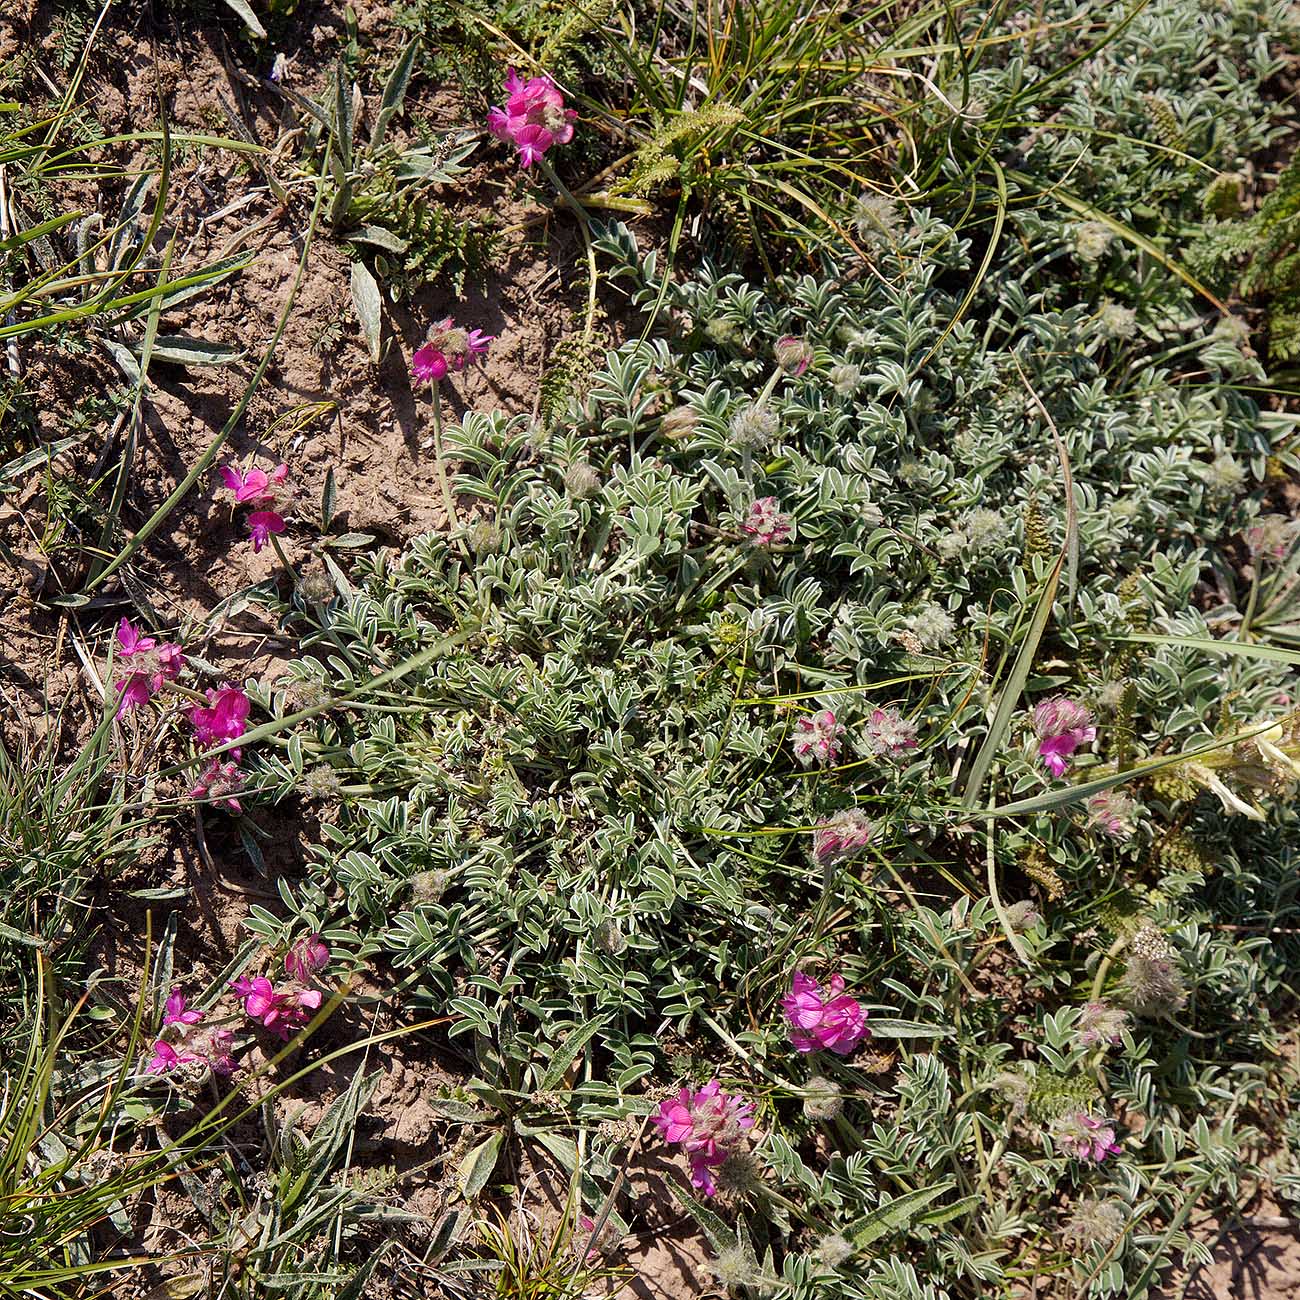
[487, 69, 576, 168]
[220, 462, 290, 553]
[783, 971, 870, 1055]
[411, 317, 494, 384]
[112, 619, 253, 813]
[742, 497, 793, 547]
[793, 709, 844, 767]
[653, 1079, 755, 1196]
[146, 989, 237, 1079]
[655, 968, 869, 1193]
[1032, 696, 1096, 777]
[812, 809, 875, 865]
[113, 617, 184, 716]
[147, 935, 331, 1079]
[1051, 1112, 1123, 1163]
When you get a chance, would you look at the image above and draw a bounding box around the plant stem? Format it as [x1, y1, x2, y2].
[541, 159, 599, 345]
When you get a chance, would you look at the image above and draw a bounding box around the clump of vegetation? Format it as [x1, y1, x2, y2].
[3, 0, 1300, 1296]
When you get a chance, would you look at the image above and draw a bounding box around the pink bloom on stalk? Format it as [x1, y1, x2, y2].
[1031, 696, 1096, 777]
[247, 509, 286, 553]
[202, 1027, 239, 1076]
[864, 706, 917, 759]
[188, 758, 245, 812]
[230, 975, 322, 1039]
[1052, 1112, 1122, 1163]
[146, 1039, 199, 1074]
[164, 989, 203, 1026]
[1086, 789, 1139, 840]
[1077, 1001, 1129, 1048]
[792, 709, 844, 767]
[741, 497, 793, 547]
[115, 676, 153, 716]
[285, 934, 330, 983]
[653, 1079, 754, 1197]
[189, 686, 250, 749]
[812, 809, 875, 865]
[220, 463, 288, 507]
[112, 619, 185, 717]
[411, 318, 494, 385]
[774, 335, 813, 376]
[487, 69, 577, 168]
[782, 971, 869, 1055]
[117, 618, 156, 657]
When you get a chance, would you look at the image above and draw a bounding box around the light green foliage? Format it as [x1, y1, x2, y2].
[250, 206, 1300, 1292]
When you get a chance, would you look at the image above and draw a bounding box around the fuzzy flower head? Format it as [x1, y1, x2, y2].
[487, 69, 576, 167]
[864, 706, 917, 759]
[782, 971, 869, 1055]
[1051, 1111, 1122, 1163]
[792, 709, 844, 767]
[1077, 1001, 1129, 1048]
[1198, 452, 1247, 498]
[1086, 788, 1139, 840]
[1072, 221, 1112, 263]
[230, 974, 322, 1040]
[189, 686, 251, 751]
[828, 362, 860, 396]
[285, 934, 330, 983]
[1032, 696, 1096, 777]
[113, 618, 184, 717]
[812, 809, 875, 866]
[411, 317, 494, 384]
[904, 603, 955, 650]
[728, 402, 779, 451]
[188, 758, 245, 811]
[1244, 514, 1299, 563]
[1118, 925, 1187, 1016]
[1062, 1198, 1128, 1250]
[774, 335, 814, 376]
[1097, 300, 1138, 340]
[741, 497, 793, 548]
[801, 1074, 844, 1121]
[850, 191, 903, 253]
[653, 1079, 755, 1197]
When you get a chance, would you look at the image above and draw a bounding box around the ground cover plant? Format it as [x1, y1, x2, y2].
[1, 0, 1300, 1297]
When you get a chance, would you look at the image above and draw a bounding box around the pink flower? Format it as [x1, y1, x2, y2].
[774, 335, 813, 376]
[792, 710, 844, 767]
[864, 706, 917, 759]
[188, 758, 245, 812]
[411, 318, 494, 385]
[741, 497, 793, 547]
[1032, 696, 1096, 777]
[231, 975, 322, 1039]
[112, 618, 185, 717]
[812, 810, 875, 865]
[487, 69, 577, 168]
[163, 989, 203, 1026]
[115, 675, 153, 716]
[220, 463, 288, 507]
[285, 934, 330, 983]
[653, 1079, 755, 1197]
[189, 686, 250, 749]
[1051, 1112, 1122, 1163]
[1077, 1001, 1129, 1048]
[1086, 789, 1139, 839]
[146, 1039, 200, 1074]
[117, 617, 156, 657]
[247, 509, 286, 553]
[782, 971, 869, 1055]
[201, 1027, 239, 1076]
